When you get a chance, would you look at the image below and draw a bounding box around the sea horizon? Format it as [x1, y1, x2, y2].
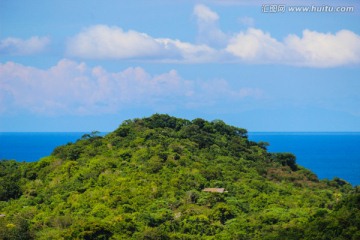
[1, 131, 359, 186]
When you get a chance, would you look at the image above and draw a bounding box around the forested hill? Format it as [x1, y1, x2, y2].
[0, 114, 359, 239]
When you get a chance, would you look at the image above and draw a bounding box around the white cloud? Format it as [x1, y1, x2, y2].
[66, 25, 171, 59]
[226, 28, 285, 63]
[64, 5, 360, 67]
[66, 25, 216, 62]
[0, 36, 50, 55]
[226, 28, 360, 67]
[193, 4, 228, 47]
[285, 29, 360, 67]
[157, 38, 218, 63]
[0, 59, 259, 115]
[194, 4, 219, 22]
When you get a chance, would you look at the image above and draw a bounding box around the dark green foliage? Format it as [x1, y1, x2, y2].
[0, 212, 34, 240]
[141, 113, 189, 130]
[66, 221, 113, 240]
[0, 160, 23, 201]
[302, 191, 360, 240]
[270, 153, 298, 171]
[0, 180, 21, 201]
[258, 141, 270, 150]
[0, 114, 358, 239]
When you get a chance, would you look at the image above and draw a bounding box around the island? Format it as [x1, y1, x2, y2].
[0, 114, 359, 239]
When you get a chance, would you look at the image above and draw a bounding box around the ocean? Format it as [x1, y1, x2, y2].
[0, 132, 86, 162]
[248, 132, 360, 186]
[0, 132, 359, 186]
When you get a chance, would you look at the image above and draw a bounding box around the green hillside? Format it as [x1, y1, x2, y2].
[0, 114, 359, 239]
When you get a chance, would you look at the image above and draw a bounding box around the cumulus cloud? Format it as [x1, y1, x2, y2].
[226, 28, 360, 67]
[285, 29, 360, 67]
[66, 25, 171, 59]
[193, 4, 228, 47]
[156, 38, 218, 63]
[194, 4, 219, 22]
[226, 28, 285, 63]
[66, 25, 216, 62]
[65, 5, 360, 67]
[0, 36, 50, 55]
[0, 59, 260, 115]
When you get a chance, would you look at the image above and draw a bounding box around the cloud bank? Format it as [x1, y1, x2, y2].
[65, 5, 360, 67]
[0, 59, 260, 115]
[0, 36, 50, 55]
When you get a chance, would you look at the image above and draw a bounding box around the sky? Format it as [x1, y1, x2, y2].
[1, 0, 360, 132]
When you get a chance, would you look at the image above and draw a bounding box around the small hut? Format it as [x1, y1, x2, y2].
[202, 188, 227, 193]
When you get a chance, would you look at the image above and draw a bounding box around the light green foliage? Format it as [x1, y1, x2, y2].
[0, 114, 358, 239]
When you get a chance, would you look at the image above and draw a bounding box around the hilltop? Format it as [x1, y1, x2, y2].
[0, 114, 359, 239]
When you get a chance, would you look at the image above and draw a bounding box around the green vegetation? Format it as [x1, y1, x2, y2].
[0, 114, 359, 239]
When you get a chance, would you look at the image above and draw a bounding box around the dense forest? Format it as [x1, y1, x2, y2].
[0, 114, 359, 239]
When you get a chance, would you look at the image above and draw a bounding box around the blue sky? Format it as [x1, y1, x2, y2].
[1, 0, 359, 132]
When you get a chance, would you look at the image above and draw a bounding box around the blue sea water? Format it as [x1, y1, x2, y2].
[248, 132, 360, 186]
[0, 132, 359, 186]
[0, 132, 86, 162]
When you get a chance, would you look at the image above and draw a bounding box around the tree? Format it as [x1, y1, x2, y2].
[271, 153, 298, 171]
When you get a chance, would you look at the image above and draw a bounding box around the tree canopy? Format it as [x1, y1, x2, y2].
[0, 114, 359, 239]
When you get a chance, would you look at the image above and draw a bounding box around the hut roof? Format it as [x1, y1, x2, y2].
[202, 188, 227, 193]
